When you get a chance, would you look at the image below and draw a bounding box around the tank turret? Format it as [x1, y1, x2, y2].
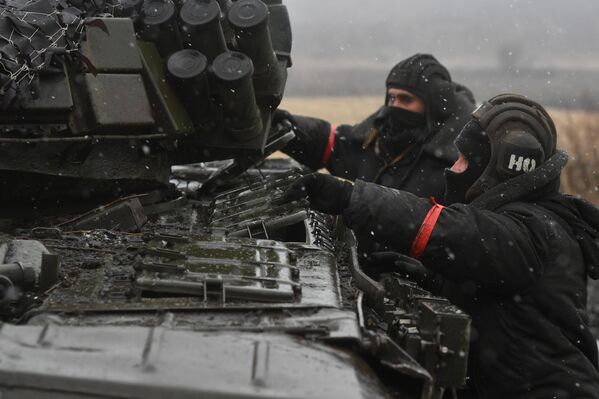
[0, 0, 292, 204]
[0, 2, 471, 398]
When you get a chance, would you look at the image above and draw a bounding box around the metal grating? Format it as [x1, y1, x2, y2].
[137, 236, 301, 303]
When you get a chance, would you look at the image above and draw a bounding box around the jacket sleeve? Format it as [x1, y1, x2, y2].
[281, 114, 335, 171]
[344, 180, 550, 294]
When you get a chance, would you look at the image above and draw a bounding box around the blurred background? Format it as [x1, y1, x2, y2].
[279, 0, 599, 203]
[283, 0, 599, 108]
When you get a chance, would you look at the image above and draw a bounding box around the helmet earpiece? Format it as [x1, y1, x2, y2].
[461, 94, 557, 201]
[495, 130, 545, 179]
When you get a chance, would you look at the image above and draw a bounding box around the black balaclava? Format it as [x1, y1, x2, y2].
[444, 120, 491, 205]
[373, 106, 426, 159]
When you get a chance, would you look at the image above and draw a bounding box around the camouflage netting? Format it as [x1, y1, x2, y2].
[0, 0, 98, 110]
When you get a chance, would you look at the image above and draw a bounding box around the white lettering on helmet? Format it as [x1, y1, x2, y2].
[508, 155, 536, 172]
[508, 154, 523, 171]
[524, 159, 536, 172]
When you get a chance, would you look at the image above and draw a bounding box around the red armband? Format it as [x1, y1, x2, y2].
[321, 125, 336, 167]
[410, 197, 446, 259]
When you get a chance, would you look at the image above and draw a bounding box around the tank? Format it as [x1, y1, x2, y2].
[0, 1, 471, 398]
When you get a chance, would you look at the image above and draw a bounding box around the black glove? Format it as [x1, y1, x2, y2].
[283, 173, 353, 215]
[272, 108, 294, 126]
[367, 252, 428, 283]
[271, 109, 333, 170]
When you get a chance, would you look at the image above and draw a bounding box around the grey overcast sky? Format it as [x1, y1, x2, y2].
[284, 0, 599, 69]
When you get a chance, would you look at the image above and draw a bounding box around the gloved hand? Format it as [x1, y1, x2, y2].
[271, 109, 333, 170]
[367, 251, 428, 283]
[283, 173, 353, 215]
[272, 108, 294, 126]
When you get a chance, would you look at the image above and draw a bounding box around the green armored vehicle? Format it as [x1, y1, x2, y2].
[0, 0, 471, 398]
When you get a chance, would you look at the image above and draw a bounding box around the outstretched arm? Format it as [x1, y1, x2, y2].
[344, 180, 549, 294]
[274, 110, 337, 171]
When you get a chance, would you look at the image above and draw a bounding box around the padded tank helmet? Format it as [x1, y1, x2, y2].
[459, 93, 557, 201]
[385, 54, 465, 127]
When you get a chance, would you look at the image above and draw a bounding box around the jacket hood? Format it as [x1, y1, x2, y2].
[358, 83, 475, 164]
[472, 150, 599, 279]
[422, 83, 476, 163]
[537, 194, 599, 280]
[470, 150, 568, 210]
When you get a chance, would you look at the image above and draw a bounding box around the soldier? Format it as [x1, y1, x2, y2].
[285, 94, 599, 398]
[274, 53, 476, 199]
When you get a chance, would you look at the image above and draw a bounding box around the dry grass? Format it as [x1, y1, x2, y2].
[280, 96, 382, 125]
[551, 109, 599, 204]
[278, 96, 599, 204]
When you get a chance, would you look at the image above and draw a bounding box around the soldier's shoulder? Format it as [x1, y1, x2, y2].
[336, 107, 382, 144]
[423, 83, 476, 163]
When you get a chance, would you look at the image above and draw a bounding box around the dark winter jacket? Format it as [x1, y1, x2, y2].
[343, 151, 599, 399]
[282, 84, 475, 200]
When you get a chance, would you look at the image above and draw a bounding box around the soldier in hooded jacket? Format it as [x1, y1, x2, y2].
[285, 94, 599, 399]
[274, 53, 475, 199]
